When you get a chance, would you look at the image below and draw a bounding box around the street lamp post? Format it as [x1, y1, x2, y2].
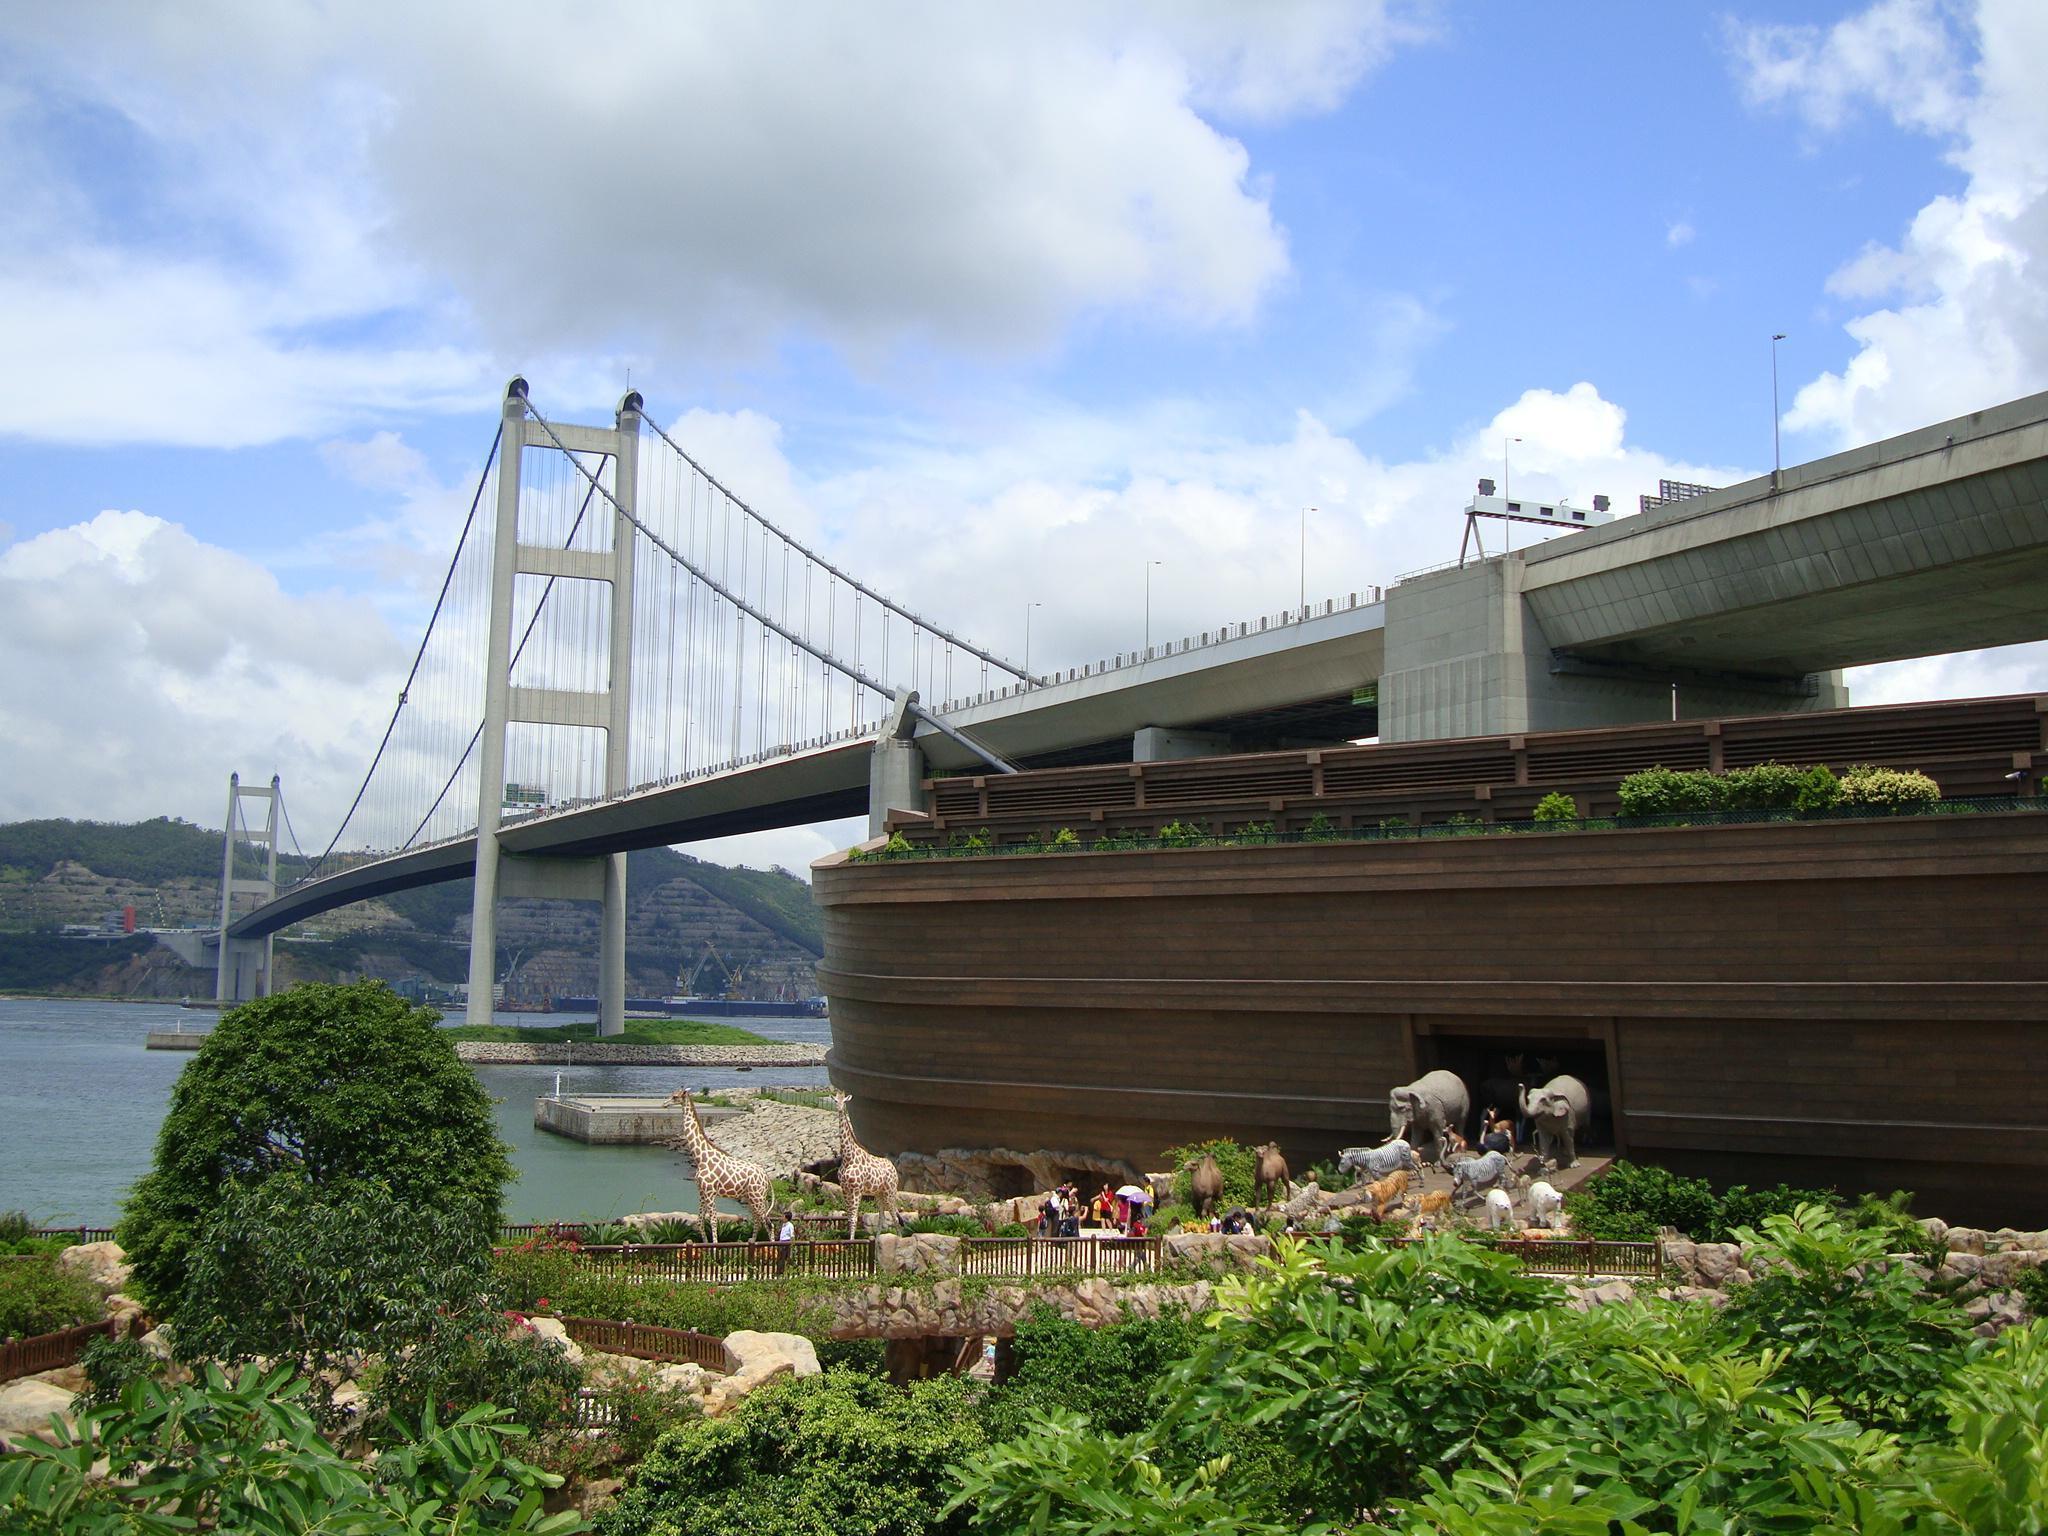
[1502, 437, 1523, 553]
[1024, 601, 1042, 683]
[1300, 506, 1314, 614]
[1772, 333, 1788, 491]
[1143, 561, 1163, 655]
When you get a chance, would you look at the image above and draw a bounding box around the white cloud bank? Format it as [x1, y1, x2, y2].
[0, 2, 1418, 447]
[1730, 0, 2048, 447]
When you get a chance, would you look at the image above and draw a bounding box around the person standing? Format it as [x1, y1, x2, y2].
[777, 1209, 796, 1273]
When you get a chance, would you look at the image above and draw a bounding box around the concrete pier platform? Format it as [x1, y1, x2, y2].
[146, 1029, 211, 1050]
[535, 1094, 745, 1144]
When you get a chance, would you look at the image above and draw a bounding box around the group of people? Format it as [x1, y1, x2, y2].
[1037, 1181, 1150, 1237]
[1440, 1106, 1520, 1159]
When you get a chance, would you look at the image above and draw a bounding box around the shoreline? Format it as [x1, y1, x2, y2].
[454, 1040, 827, 1067]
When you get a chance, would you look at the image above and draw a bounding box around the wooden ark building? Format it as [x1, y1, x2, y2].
[815, 695, 2048, 1228]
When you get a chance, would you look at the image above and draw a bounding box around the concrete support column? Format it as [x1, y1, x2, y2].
[260, 774, 279, 997]
[467, 380, 529, 1030]
[1133, 725, 1231, 761]
[869, 738, 931, 838]
[596, 394, 642, 1039]
[214, 773, 239, 1002]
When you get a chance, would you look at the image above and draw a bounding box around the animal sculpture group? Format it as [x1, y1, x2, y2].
[1316, 1066, 1595, 1230]
[664, 1089, 775, 1241]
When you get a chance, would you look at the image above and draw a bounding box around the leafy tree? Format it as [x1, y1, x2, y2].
[0, 1362, 583, 1535]
[167, 1172, 522, 1425]
[597, 1370, 984, 1536]
[118, 980, 513, 1310]
[1530, 792, 1578, 824]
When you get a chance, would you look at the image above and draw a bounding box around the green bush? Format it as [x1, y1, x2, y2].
[1157, 819, 1210, 848]
[977, 1307, 1203, 1444]
[370, 1306, 584, 1457]
[0, 1362, 581, 1535]
[1231, 820, 1276, 845]
[2016, 1264, 2048, 1321]
[1046, 827, 1081, 851]
[1302, 812, 1339, 842]
[72, 1333, 159, 1414]
[1718, 1202, 1971, 1434]
[1092, 828, 1141, 851]
[118, 980, 513, 1311]
[1530, 791, 1578, 824]
[169, 1172, 501, 1424]
[1839, 763, 1942, 813]
[1162, 1138, 1259, 1212]
[0, 1256, 102, 1342]
[1717, 760, 1806, 809]
[596, 1370, 984, 1536]
[1567, 1160, 1837, 1243]
[588, 1375, 702, 1464]
[1793, 761, 1843, 812]
[1616, 764, 1721, 818]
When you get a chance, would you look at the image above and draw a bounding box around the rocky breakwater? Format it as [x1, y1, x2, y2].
[456, 1041, 826, 1067]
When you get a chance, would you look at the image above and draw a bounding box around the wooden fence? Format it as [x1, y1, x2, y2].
[569, 1240, 877, 1283]
[559, 1317, 730, 1372]
[0, 1318, 116, 1385]
[25, 1228, 117, 1247]
[541, 1232, 1659, 1285]
[953, 1237, 1162, 1278]
[1389, 1236, 1663, 1280]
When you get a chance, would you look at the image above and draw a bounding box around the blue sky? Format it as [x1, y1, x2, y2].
[2, 0, 2043, 871]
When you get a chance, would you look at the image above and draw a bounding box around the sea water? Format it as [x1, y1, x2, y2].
[0, 997, 830, 1226]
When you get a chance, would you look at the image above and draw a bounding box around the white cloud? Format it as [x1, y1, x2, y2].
[1666, 220, 1696, 248]
[1728, 0, 1970, 135]
[0, 512, 411, 832]
[0, 3, 1418, 448]
[1729, 0, 2048, 447]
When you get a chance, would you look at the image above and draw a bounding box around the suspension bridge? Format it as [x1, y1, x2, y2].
[211, 379, 1394, 1030]
[210, 380, 2048, 1033]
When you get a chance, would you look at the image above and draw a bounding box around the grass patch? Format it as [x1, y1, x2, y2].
[438, 1017, 774, 1047]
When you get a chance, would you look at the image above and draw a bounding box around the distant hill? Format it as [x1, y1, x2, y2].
[0, 815, 825, 999]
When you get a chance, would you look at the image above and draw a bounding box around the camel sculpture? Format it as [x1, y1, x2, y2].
[831, 1091, 902, 1238]
[664, 1089, 774, 1241]
[1253, 1142, 1291, 1206]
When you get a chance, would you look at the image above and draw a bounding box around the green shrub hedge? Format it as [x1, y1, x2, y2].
[0, 1256, 103, 1342]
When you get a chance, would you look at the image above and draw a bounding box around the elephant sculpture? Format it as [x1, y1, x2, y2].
[1518, 1075, 1592, 1168]
[1388, 1070, 1471, 1166]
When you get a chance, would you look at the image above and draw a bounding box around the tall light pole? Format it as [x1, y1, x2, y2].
[1300, 506, 1314, 614]
[1502, 437, 1523, 553]
[1023, 600, 1042, 683]
[1143, 561, 1163, 655]
[1771, 333, 1788, 492]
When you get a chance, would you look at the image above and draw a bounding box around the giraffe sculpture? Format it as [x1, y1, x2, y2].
[833, 1091, 902, 1239]
[664, 1089, 774, 1242]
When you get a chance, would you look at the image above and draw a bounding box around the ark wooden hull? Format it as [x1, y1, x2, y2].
[816, 811, 2048, 1227]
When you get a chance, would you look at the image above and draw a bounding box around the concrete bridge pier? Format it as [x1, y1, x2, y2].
[870, 689, 934, 837]
[1378, 557, 1845, 743]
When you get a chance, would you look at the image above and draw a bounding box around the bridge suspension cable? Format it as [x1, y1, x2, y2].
[636, 409, 1025, 683]
[299, 428, 502, 880]
[525, 402, 1017, 772]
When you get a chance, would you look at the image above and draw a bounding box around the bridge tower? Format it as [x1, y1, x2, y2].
[468, 379, 641, 1037]
[215, 772, 280, 1002]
